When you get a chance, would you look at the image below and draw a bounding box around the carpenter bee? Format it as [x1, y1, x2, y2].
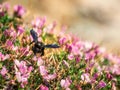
[30, 29, 60, 56]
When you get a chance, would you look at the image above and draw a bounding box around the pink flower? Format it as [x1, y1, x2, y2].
[43, 73, 57, 80]
[18, 61, 27, 74]
[15, 72, 28, 88]
[32, 56, 37, 61]
[14, 59, 20, 67]
[32, 17, 46, 28]
[84, 41, 93, 51]
[93, 73, 99, 79]
[39, 84, 49, 90]
[17, 26, 25, 36]
[15, 72, 23, 82]
[3, 29, 11, 37]
[106, 72, 113, 80]
[14, 60, 32, 74]
[75, 55, 81, 63]
[81, 73, 91, 83]
[85, 51, 96, 61]
[112, 82, 116, 90]
[95, 47, 106, 55]
[0, 11, 4, 17]
[63, 60, 70, 68]
[19, 46, 30, 56]
[39, 66, 48, 76]
[6, 40, 13, 47]
[0, 52, 4, 61]
[2, 54, 9, 61]
[43, 21, 56, 34]
[97, 81, 106, 88]
[0, 66, 8, 76]
[59, 37, 67, 45]
[37, 57, 44, 66]
[66, 44, 81, 55]
[14, 5, 26, 18]
[0, 52, 9, 61]
[28, 66, 33, 73]
[14, 60, 33, 88]
[60, 77, 72, 89]
[109, 65, 120, 75]
[67, 54, 74, 60]
[12, 46, 18, 51]
[105, 54, 120, 64]
[2, 2, 10, 11]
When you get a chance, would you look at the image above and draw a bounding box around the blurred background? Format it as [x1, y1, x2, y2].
[1, 0, 120, 54]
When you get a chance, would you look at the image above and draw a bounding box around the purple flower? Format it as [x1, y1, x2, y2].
[14, 5, 26, 18]
[39, 84, 49, 90]
[0, 11, 4, 17]
[97, 81, 106, 88]
[0, 66, 8, 76]
[93, 73, 99, 79]
[106, 72, 113, 80]
[66, 44, 72, 53]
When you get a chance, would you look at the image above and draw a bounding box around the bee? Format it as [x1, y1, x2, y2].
[30, 29, 60, 56]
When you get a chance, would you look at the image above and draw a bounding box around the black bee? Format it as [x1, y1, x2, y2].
[30, 29, 60, 56]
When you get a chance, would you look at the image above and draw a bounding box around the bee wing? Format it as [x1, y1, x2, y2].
[30, 29, 38, 42]
[45, 44, 60, 48]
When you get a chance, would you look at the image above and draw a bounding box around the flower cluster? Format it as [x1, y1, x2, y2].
[0, 3, 120, 90]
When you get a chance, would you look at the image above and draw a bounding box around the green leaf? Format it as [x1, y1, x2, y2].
[14, 39, 20, 46]
[103, 58, 109, 65]
[1, 34, 6, 43]
[0, 63, 3, 68]
[1, 26, 9, 32]
[0, 14, 12, 25]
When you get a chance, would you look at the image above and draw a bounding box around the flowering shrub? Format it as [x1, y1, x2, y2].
[0, 3, 120, 90]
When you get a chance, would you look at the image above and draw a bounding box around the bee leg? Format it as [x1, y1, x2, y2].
[41, 51, 44, 56]
[32, 46, 36, 55]
[40, 48, 44, 56]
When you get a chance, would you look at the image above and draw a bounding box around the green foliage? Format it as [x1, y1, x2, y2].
[14, 39, 20, 46]
[0, 14, 12, 25]
[103, 58, 109, 65]
[1, 34, 6, 43]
